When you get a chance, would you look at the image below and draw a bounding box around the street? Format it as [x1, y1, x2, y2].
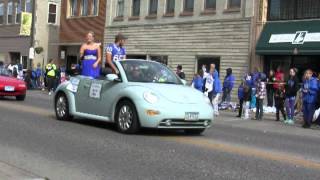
[0, 91, 320, 180]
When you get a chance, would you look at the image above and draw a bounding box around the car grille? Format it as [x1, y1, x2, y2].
[158, 119, 211, 128]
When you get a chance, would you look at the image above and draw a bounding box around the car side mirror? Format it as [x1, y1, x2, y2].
[181, 79, 187, 86]
[106, 74, 121, 82]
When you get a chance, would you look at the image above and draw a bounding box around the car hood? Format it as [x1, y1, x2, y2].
[0, 76, 24, 86]
[130, 83, 205, 104]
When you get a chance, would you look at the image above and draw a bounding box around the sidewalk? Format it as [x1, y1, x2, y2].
[0, 161, 46, 180]
[216, 111, 320, 138]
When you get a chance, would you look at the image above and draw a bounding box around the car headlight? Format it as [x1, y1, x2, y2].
[143, 91, 158, 104]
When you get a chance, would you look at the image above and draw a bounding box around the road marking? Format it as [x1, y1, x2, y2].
[165, 137, 320, 170]
[0, 101, 53, 117]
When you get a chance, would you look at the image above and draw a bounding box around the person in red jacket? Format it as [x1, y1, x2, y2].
[273, 66, 284, 90]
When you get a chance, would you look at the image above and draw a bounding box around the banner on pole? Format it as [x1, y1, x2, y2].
[20, 12, 32, 36]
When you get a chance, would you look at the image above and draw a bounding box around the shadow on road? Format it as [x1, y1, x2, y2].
[64, 118, 202, 137]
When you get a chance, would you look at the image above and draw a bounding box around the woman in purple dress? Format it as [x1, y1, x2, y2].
[80, 31, 101, 78]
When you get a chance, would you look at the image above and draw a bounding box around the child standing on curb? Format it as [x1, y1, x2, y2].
[242, 82, 252, 120]
[254, 73, 266, 120]
[274, 85, 287, 122]
[237, 81, 244, 118]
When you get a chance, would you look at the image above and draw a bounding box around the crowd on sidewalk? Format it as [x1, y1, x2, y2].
[0, 59, 66, 95]
[191, 65, 320, 129]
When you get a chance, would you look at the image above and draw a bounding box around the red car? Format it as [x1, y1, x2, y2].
[0, 68, 26, 101]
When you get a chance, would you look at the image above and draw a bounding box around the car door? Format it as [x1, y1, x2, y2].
[95, 79, 125, 118]
[75, 78, 105, 116]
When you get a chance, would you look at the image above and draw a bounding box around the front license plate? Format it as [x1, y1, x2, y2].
[185, 112, 199, 121]
[4, 86, 15, 92]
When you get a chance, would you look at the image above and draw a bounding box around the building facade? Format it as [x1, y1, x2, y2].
[59, 0, 106, 72]
[104, 0, 256, 88]
[0, 0, 61, 69]
[255, 0, 320, 79]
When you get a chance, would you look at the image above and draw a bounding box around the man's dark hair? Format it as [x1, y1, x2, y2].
[115, 33, 127, 43]
[177, 65, 182, 70]
[226, 68, 232, 75]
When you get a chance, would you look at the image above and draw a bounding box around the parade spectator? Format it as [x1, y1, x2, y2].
[176, 65, 186, 79]
[203, 64, 222, 116]
[24, 69, 32, 89]
[55, 63, 61, 90]
[45, 59, 57, 95]
[242, 82, 252, 120]
[80, 31, 101, 78]
[273, 66, 284, 90]
[237, 81, 244, 118]
[35, 63, 43, 88]
[284, 68, 300, 124]
[315, 73, 320, 125]
[250, 67, 260, 109]
[221, 68, 235, 104]
[254, 73, 266, 120]
[267, 69, 275, 107]
[302, 69, 318, 128]
[274, 84, 286, 122]
[191, 70, 204, 92]
[12, 67, 18, 78]
[31, 68, 37, 89]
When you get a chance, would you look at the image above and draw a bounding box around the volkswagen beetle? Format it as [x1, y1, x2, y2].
[54, 60, 213, 134]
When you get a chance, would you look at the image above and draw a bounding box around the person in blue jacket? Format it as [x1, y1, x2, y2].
[221, 68, 235, 104]
[191, 70, 204, 92]
[302, 69, 319, 128]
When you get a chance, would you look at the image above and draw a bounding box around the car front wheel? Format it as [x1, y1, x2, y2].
[184, 129, 205, 135]
[55, 93, 72, 121]
[16, 95, 26, 101]
[115, 100, 140, 134]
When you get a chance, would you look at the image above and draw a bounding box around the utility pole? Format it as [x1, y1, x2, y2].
[28, 0, 36, 69]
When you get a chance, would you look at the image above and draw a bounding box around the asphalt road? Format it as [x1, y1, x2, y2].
[0, 91, 320, 180]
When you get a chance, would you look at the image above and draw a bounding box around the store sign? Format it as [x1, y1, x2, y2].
[269, 31, 320, 44]
[29, 47, 34, 59]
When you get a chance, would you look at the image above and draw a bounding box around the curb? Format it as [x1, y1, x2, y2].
[0, 161, 48, 180]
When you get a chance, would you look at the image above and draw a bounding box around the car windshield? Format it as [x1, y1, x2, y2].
[120, 60, 182, 84]
[0, 67, 10, 77]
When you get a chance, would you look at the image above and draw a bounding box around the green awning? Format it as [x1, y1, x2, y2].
[256, 20, 320, 55]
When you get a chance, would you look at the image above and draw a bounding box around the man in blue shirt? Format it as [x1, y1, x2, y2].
[105, 33, 127, 74]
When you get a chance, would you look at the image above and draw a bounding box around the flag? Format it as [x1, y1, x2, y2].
[19, 12, 32, 36]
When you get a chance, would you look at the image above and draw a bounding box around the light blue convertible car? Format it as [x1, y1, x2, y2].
[54, 60, 213, 134]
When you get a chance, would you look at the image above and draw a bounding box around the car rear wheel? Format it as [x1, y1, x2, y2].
[115, 100, 140, 134]
[55, 93, 72, 121]
[16, 95, 26, 101]
[184, 129, 205, 135]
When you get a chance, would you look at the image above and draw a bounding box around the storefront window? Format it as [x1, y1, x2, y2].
[268, 0, 320, 20]
[265, 55, 320, 81]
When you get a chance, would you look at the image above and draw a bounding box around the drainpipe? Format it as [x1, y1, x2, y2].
[28, 0, 36, 69]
